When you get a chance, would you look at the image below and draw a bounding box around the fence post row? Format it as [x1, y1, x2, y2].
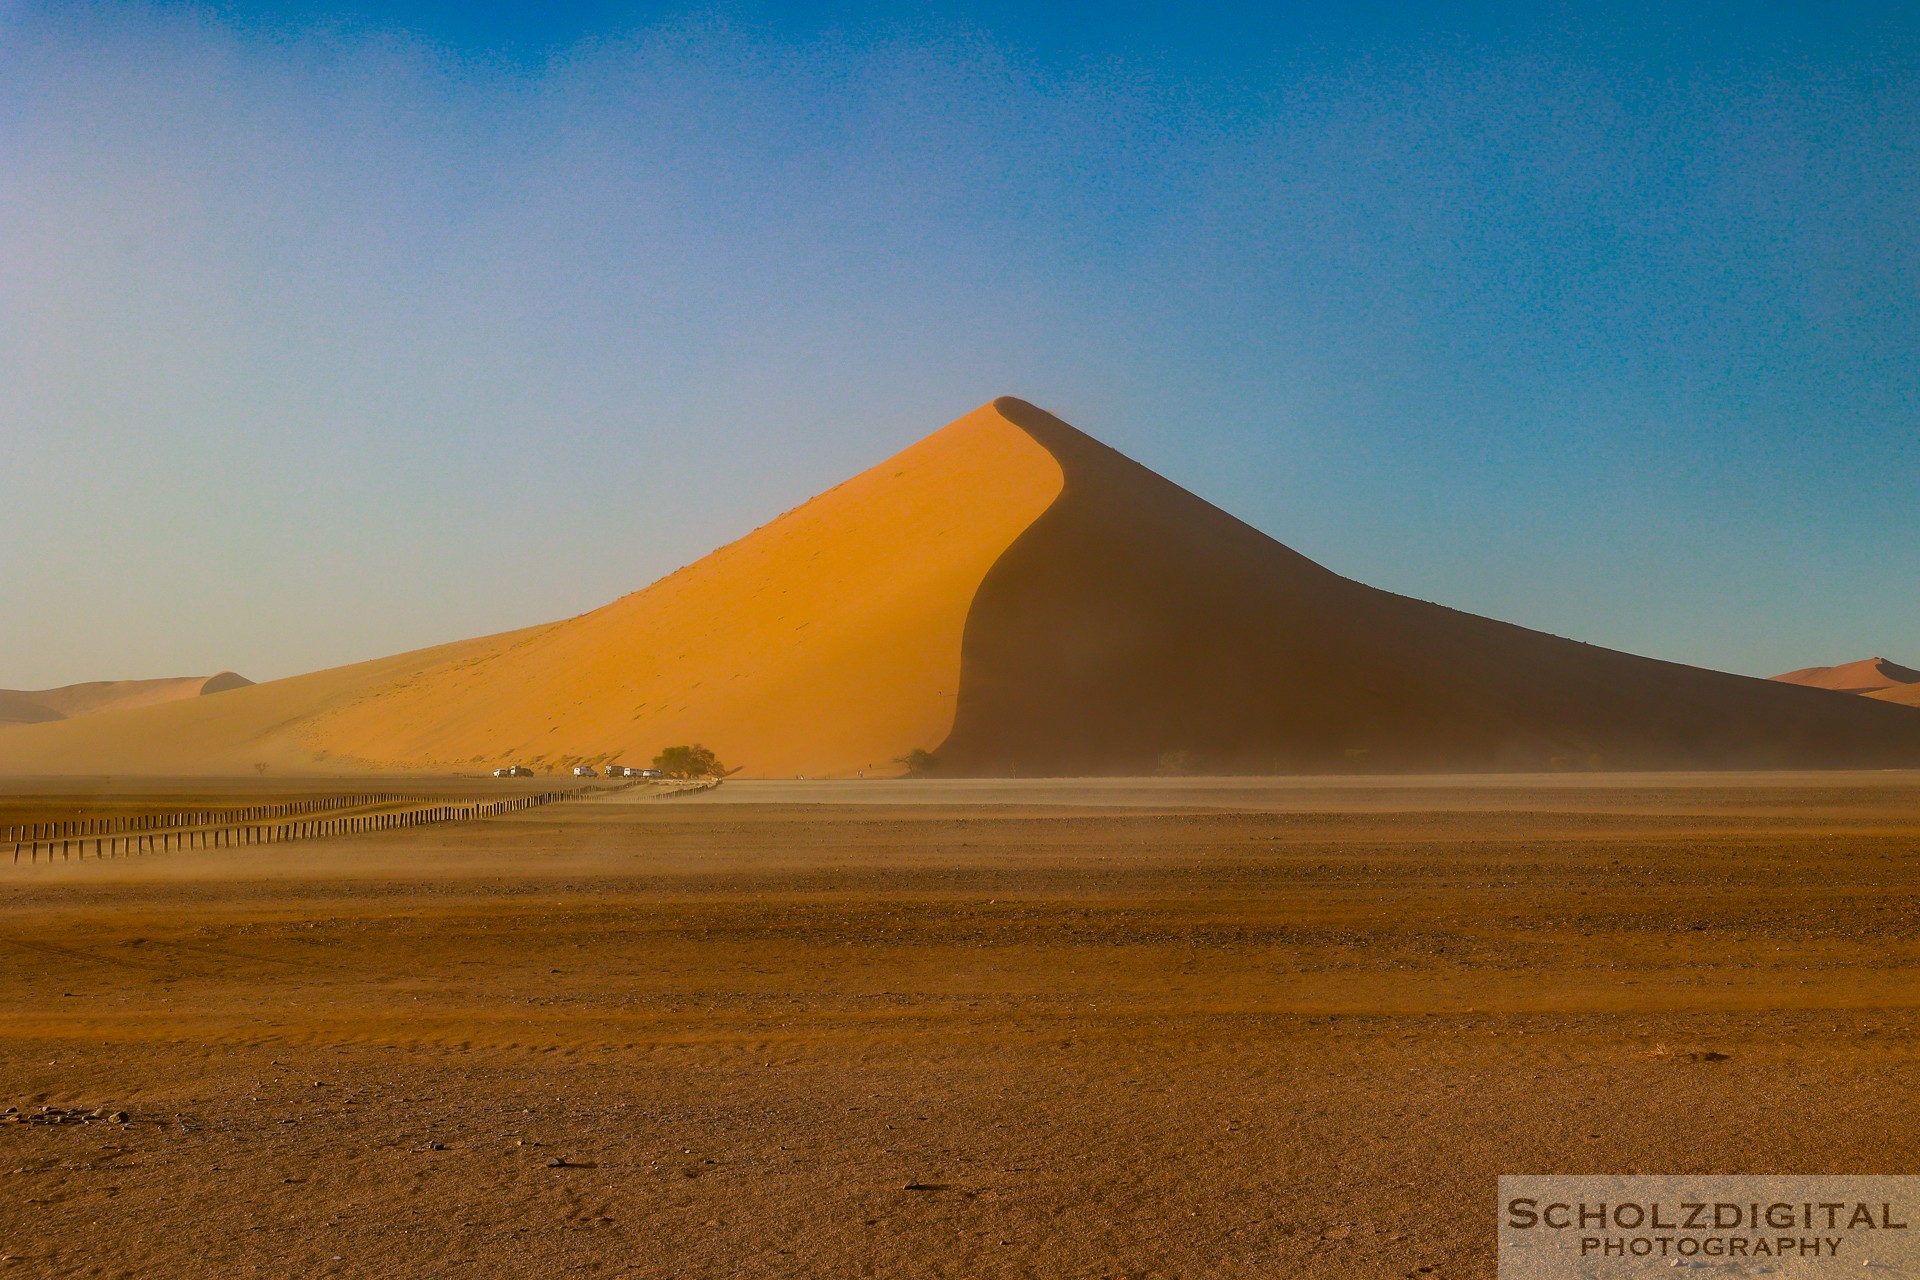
[8, 781, 602, 864]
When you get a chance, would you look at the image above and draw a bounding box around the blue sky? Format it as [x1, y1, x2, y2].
[2, 0, 1915, 687]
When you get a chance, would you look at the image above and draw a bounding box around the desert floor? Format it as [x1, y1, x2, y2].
[3, 772, 1920, 1278]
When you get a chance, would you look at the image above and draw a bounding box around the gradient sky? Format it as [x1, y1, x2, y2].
[3, 0, 1916, 689]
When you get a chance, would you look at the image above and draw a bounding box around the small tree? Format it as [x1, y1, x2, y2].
[1154, 749, 1193, 777]
[895, 747, 939, 778]
[653, 744, 722, 778]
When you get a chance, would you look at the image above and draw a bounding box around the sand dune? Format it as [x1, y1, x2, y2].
[0, 406, 1059, 776]
[1871, 683, 1920, 708]
[0, 672, 254, 727]
[0, 397, 1915, 776]
[933, 401, 1920, 772]
[0, 691, 64, 727]
[293, 404, 1062, 776]
[1772, 656, 1920, 696]
[0, 638, 529, 773]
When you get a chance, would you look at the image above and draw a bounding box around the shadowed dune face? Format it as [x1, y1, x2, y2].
[1773, 657, 1920, 696]
[0, 691, 64, 727]
[936, 399, 1920, 774]
[198, 671, 254, 697]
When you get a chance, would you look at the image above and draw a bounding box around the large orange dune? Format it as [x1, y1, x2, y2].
[1772, 656, 1920, 696]
[0, 672, 251, 727]
[0, 405, 1060, 776]
[0, 397, 1916, 777]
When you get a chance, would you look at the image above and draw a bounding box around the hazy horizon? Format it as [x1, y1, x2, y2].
[4, 1, 1916, 689]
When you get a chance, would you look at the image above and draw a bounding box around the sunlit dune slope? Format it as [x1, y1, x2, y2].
[1772, 657, 1920, 696]
[936, 399, 1920, 773]
[0, 404, 1067, 775]
[0, 672, 254, 726]
[0, 403, 1062, 776]
[0, 404, 1052, 775]
[299, 405, 1063, 775]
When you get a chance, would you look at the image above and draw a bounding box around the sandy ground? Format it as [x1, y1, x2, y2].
[3, 773, 1920, 1278]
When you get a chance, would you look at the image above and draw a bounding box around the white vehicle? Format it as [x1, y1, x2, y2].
[636, 768, 664, 779]
[494, 765, 535, 778]
[572, 765, 598, 778]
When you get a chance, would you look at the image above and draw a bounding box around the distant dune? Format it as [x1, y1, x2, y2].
[1772, 657, 1920, 697]
[0, 398, 1916, 776]
[0, 691, 64, 727]
[0, 637, 536, 773]
[1871, 683, 1920, 709]
[0, 672, 253, 727]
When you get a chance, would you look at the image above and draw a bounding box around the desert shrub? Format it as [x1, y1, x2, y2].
[654, 744, 722, 778]
[895, 748, 939, 777]
[1155, 750, 1194, 776]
